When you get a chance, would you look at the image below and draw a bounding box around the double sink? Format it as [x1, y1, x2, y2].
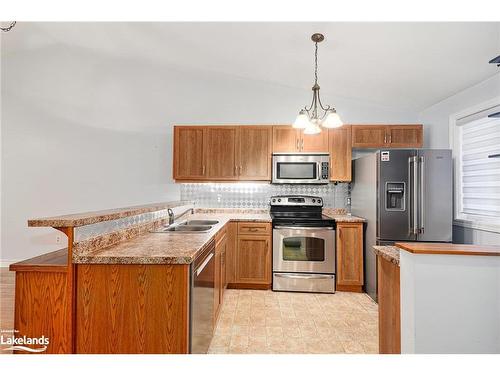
[151, 219, 219, 233]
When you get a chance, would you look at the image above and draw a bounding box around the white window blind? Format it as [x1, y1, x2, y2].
[459, 113, 500, 221]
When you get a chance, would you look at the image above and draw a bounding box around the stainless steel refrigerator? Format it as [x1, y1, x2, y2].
[351, 149, 452, 301]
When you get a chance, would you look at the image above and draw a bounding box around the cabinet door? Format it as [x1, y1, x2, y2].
[329, 126, 352, 181]
[173, 126, 206, 180]
[272, 126, 300, 152]
[386, 125, 423, 148]
[220, 244, 227, 302]
[238, 126, 272, 180]
[236, 235, 271, 285]
[301, 131, 329, 152]
[351, 125, 387, 148]
[205, 127, 239, 180]
[336, 223, 364, 290]
[214, 248, 221, 322]
[225, 222, 237, 284]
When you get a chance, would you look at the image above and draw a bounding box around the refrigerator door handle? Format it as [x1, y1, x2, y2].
[409, 156, 419, 235]
[408, 157, 416, 235]
[419, 156, 425, 234]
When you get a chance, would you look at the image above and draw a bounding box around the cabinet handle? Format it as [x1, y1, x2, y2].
[296, 139, 300, 151]
[301, 139, 304, 151]
[202, 165, 205, 175]
[384, 133, 387, 144]
[240, 165, 243, 175]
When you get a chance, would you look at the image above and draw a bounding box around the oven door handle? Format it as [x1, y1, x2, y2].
[274, 226, 334, 230]
[275, 273, 333, 280]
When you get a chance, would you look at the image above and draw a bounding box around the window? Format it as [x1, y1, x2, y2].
[452, 102, 500, 231]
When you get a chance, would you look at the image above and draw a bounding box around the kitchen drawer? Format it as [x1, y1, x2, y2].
[237, 222, 271, 236]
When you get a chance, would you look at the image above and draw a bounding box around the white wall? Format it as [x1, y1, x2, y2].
[418, 72, 500, 245]
[1, 23, 421, 264]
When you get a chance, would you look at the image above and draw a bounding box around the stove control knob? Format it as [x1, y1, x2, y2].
[277, 198, 281, 202]
[312, 199, 316, 203]
[317, 199, 322, 204]
[272, 199, 276, 203]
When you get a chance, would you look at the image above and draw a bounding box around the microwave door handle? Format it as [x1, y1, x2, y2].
[317, 162, 321, 181]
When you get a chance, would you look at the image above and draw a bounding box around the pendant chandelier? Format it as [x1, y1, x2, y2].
[293, 33, 343, 134]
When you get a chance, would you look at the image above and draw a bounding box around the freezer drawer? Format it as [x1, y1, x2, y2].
[273, 272, 335, 293]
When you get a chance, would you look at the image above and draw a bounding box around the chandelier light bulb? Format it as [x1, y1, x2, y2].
[293, 110, 311, 129]
[322, 110, 343, 128]
[303, 120, 321, 135]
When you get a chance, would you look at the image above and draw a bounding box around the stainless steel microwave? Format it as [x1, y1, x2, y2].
[272, 153, 330, 184]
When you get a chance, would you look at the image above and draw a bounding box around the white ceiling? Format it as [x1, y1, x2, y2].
[3, 22, 500, 112]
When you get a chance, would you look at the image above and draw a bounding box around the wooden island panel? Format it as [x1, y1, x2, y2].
[75, 263, 190, 354]
[377, 255, 401, 354]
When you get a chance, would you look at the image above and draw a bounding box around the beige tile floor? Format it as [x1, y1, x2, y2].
[209, 289, 379, 354]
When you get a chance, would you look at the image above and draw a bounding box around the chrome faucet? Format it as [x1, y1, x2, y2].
[167, 208, 175, 225]
[167, 207, 194, 226]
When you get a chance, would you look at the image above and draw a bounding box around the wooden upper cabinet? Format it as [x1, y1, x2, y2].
[302, 131, 329, 152]
[386, 125, 423, 148]
[173, 126, 206, 180]
[238, 126, 272, 180]
[272, 125, 329, 153]
[329, 125, 352, 182]
[351, 125, 388, 148]
[205, 127, 239, 180]
[272, 126, 300, 152]
[351, 124, 423, 148]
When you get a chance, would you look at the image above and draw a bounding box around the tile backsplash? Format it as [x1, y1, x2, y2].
[180, 183, 348, 208]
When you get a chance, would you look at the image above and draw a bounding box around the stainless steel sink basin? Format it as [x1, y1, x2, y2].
[181, 220, 219, 226]
[166, 225, 212, 232]
[150, 224, 213, 233]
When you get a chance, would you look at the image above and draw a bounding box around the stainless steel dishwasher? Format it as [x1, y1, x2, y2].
[190, 239, 215, 354]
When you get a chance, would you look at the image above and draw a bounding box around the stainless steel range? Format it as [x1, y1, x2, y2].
[271, 195, 336, 293]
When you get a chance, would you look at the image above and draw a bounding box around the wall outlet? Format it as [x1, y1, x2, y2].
[55, 234, 61, 244]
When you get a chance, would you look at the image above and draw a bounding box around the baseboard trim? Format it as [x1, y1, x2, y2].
[227, 283, 271, 290]
[336, 284, 363, 293]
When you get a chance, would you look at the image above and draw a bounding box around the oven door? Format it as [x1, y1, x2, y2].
[273, 227, 335, 274]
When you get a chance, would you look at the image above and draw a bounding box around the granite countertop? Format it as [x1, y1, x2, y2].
[322, 208, 366, 222]
[28, 201, 191, 228]
[73, 212, 271, 265]
[372, 245, 400, 266]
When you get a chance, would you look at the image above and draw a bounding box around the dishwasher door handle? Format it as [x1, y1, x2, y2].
[274, 226, 334, 230]
[196, 253, 214, 276]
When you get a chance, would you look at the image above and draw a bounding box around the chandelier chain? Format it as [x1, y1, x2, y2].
[314, 42, 318, 85]
[0, 21, 16, 32]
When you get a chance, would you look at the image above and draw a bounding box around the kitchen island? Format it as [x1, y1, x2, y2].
[373, 243, 500, 354]
[10, 201, 364, 354]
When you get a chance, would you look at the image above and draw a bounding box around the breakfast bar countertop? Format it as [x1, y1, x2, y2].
[372, 245, 401, 266]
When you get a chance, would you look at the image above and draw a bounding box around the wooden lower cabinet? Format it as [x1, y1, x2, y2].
[227, 222, 272, 289]
[75, 264, 190, 354]
[377, 255, 401, 354]
[336, 222, 364, 292]
[214, 228, 227, 323]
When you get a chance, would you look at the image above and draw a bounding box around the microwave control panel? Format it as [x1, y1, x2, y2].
[321, 162, 329, 179]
